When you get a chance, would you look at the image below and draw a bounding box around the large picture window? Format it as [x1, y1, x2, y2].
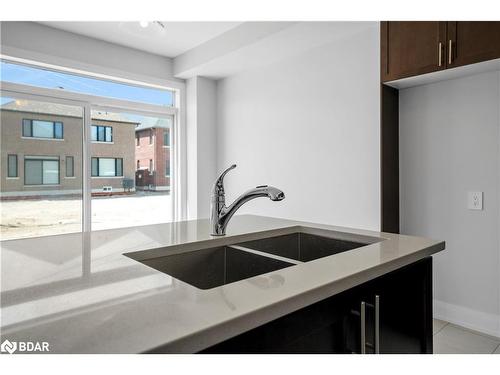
[91, 157, 123, 177]
[22, 119, 63, 139]
[24, 156, 60, 185]
[2, 60, 177, 241]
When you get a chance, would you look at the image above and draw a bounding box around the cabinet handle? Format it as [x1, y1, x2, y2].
[438, 42, 443, 67]
[360, 301, 366, 354]
[448, 40, 453, 65]
[375, 295, 380, 354]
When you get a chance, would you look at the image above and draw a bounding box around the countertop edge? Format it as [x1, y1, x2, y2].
[146, 240, 445, 353]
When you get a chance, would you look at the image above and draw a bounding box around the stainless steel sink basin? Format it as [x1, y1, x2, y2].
[131, 245, 294, 289]
[125, 228, 381, 290]
[236, 232, 369, 262]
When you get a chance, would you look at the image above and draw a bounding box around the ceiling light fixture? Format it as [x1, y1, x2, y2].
[139, 21, 149, 28]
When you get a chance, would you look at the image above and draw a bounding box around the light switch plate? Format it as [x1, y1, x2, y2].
[468, 191, 483, 210]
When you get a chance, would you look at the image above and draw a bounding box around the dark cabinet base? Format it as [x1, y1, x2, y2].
[201, 257, 433, 354]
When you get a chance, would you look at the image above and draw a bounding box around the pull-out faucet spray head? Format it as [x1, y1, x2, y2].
[210, 165, 285, 236]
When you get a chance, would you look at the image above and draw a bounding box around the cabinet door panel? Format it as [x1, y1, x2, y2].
[381, 21, 447, 82]
[378, 261, 432, 353]
[448, 21, 500, 68]
[199, 258, 433, 354]
[342, 258, 433, 354]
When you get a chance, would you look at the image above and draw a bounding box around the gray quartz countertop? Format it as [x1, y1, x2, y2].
[0, 215, 445, 353]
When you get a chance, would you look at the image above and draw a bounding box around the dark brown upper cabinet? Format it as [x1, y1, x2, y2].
[381, 21, 500, 82]
[447, 22, 500, 68]
[381, 22, 446, 82]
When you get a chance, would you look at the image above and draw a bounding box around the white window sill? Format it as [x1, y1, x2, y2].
[6, 177, 19, 179]
[64, 176, 76, 179]
[21, 137, 64, 141]
[162, 145, 171, 148]
[91, 141, 114, 144]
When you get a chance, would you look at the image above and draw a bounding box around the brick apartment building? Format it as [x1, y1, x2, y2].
[135, 118, 171, 191]
[0, 100, 138, 198]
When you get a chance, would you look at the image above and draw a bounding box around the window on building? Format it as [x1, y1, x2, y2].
[163, 130, 170, 147]
[91, 157, 123, 177]
[24, 156, 60, 185]
[7, 154, 18, 177]
[91, 125, 113, 142]
[66, 156, 74, 177]
[149, 130, 153, 144]
[136, 135, 140, 146]
[165, 160, 170, 177]
[149, 159, 153, 172]
[136, 160, 140, 169]
[22, 119, 63, 139]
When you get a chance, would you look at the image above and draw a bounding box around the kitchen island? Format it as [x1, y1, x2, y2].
[0, 215, 444, 353]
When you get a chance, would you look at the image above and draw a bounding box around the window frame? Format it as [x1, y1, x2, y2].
[65, 156, 75, 178]
[91, 124, 113, 143]
[23, 156, 60, 186]
[7, 154, 18, 178]
[2, 60, 176, 107]
[163, 130, 170, 147]
[1, 56, 185, 230]
[22, 119, 64, 140]
[165, 160, 170, 177]
[91, 157, 124, 177]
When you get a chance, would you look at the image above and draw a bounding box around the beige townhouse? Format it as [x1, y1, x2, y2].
[0, 99, 138, 198]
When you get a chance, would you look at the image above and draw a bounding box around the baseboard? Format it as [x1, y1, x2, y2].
[434, 299, 500, 339]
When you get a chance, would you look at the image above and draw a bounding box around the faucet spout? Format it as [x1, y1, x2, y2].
[210, 166, 285, 236]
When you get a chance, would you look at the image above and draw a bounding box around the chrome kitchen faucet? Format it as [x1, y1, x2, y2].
[210, 164, 285, 236]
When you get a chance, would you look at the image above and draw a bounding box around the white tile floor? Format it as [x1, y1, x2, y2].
[433, 319, 500, 354]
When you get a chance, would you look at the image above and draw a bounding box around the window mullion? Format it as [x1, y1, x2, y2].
[82, 103, 92, 277]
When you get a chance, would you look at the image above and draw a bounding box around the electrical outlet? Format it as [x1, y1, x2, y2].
[468, 191, 483, 210]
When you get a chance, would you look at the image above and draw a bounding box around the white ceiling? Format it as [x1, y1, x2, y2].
[174, 22, 377, 79]
[38, 21, 242, 58]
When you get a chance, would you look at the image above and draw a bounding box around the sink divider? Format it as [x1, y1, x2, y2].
[228, 244, 303, 265]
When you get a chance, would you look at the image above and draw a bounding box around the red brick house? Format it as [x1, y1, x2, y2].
[135, 119, 171, 191]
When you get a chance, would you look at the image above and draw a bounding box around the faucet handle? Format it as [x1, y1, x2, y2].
[215, 164, 236, 188]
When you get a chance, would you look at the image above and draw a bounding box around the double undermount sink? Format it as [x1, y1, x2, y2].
[125, 229, 381, 290]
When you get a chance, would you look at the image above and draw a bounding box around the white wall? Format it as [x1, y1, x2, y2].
[0, 22, 178, 86]
[186, 77, 217, 219]
[400, 71, 500, 337]
[216, 24, 380, 231]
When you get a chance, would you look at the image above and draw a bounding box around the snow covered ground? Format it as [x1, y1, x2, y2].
[1, 192, 172, 241]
